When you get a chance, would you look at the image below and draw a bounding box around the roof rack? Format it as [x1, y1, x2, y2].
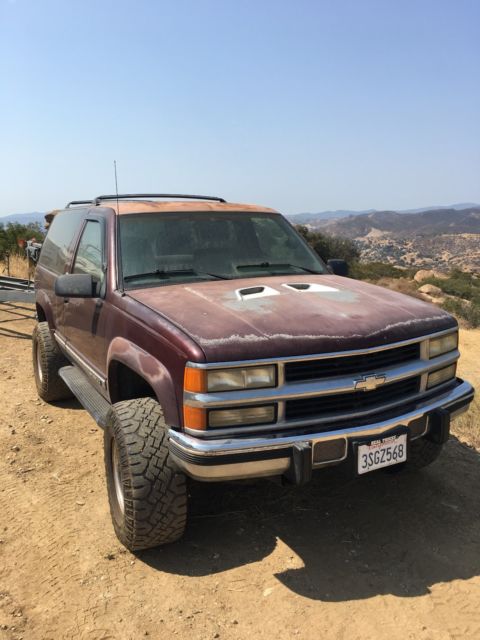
[65, 199, 94, 208]
[93, 193, 226, 206]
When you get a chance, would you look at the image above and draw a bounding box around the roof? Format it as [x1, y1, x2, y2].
[96, 200, 279, 215]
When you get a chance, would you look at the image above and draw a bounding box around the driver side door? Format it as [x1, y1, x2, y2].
[63, 217, 108, 385]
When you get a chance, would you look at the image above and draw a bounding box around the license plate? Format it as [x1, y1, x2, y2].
[357, 433, 407, 475]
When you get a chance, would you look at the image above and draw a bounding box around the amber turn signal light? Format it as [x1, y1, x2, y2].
[183, 406, 207, 430]
[184, 366, 207, 393]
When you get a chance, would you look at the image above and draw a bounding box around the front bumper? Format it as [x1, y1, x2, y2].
[169, 379, 474, 483]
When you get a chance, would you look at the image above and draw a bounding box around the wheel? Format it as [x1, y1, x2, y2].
[32, 321, 72, 402]
[407, 436, 444, 469]
[104, 397, 187, 551]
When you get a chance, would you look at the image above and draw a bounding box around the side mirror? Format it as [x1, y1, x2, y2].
[327, 259, 349, 277]
[55, 274, 96, 298]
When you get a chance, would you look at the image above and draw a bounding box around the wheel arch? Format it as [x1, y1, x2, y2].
[107, 338, 180, 427]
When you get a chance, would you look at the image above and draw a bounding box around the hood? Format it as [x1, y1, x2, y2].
[128, 275, 456, 362]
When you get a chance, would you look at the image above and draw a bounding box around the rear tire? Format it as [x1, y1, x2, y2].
[104, 397, 187, 551]
[32, 321, 72, 402]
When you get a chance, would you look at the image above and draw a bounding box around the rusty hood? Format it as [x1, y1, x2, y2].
[128, 275, 456, 362]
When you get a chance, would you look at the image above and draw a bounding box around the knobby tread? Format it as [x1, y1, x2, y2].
[32, 321, 72, 402]
[104, 397, 187, 551]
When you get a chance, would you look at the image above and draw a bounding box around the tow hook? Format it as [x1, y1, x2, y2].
[284, 442, 312, 486]
[427, 408, 450, 444]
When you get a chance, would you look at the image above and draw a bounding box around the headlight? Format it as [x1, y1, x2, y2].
[207, 366, 276, 392]
[427, 364, 456, 389]
[208, 405, 275, 428]
[428, 332, 458, 358]
[184, 364, 276, 393]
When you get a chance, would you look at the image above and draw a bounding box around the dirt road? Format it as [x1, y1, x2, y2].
[1, 303, 479, 640]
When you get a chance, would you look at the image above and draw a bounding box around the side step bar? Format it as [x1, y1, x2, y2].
[59, 365, 111, 428]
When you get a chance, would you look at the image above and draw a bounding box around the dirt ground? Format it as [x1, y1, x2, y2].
[1, 302, 479, 640]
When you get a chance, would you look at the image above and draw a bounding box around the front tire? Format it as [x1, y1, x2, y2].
[32, 321, 72, 402]
[104, 397, 187, 551]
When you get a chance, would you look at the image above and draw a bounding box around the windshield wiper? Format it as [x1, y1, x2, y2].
[235, 262, 323, 275]
[124, 268, 230, 282]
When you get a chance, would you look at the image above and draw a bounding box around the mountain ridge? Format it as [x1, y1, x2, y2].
[288, 203, 480, 224]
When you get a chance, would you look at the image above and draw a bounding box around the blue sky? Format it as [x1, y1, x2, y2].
[1, 0, 479, 215]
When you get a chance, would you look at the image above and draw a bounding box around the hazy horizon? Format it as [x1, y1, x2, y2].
[2, 200, 480, 220]
[1, 0, 479, 215]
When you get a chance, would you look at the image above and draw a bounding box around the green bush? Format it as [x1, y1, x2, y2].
[418, 269, 480, 327]
[0, 222, 45, 261]
[349, 261, 415, 281]
[295, 225, 360, 265]
[422, 269, 480, 305]
[442, 297, 480, 328]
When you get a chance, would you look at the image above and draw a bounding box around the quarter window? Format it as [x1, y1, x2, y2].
[39, 210, 86, 274]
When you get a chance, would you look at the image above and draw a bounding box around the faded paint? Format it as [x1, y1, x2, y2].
[129, 274, 456, 362]
[98, 200, 278, 216]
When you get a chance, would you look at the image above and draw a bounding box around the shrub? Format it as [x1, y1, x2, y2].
[0, 222, 45, 261]
[442, 297, 480, 328]
[422, 269, 480, 305]
[349, 261, 415, 281]
[295, 225, 360, 265]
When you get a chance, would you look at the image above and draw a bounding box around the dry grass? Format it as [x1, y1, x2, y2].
[0, 255, 32, 279]
[454, 328, 480, 450]
[452, 398, 480, 450]
[374, 276, 424, 298]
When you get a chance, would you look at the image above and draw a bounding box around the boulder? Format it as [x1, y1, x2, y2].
[418, 283, 444, 297]
[414, 269, 448, 283]
[414, 269, 435, 283]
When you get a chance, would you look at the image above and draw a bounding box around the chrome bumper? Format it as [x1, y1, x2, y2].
[169, 380, 474, 482]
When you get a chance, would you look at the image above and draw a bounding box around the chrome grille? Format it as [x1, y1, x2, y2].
[284, 342, 420, 383]
[285, 376, 421, 421]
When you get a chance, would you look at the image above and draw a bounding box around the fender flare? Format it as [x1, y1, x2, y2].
[107, 337, 180, 426]
[35, 290, 55, 328]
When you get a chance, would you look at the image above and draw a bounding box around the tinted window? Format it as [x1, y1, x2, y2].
[39, 210, 86, 274]
[119, 212, 327, 288]
[73, 221, 104, 284]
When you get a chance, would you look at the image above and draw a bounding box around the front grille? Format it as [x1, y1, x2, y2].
[285, 376, 421, 421]
[284, 342, 421, 383]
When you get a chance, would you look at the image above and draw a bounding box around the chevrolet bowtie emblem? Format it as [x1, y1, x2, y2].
[354, 374, 387, 391]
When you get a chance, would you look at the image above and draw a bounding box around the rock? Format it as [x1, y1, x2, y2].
[418, 284, 443, 297]
[418, 293, 446, 305]
[414, 269, 435, 283]
[414, 269, 448, 283]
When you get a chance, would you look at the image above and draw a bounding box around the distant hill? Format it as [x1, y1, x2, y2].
[289, 209, 375, 224]
[307, 207, 480, 273]
[288, 203, 480, 225]
[314, 207, 480, 238]
[0, 212, 46, 226]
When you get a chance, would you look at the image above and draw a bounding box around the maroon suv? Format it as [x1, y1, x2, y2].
[33, 194, 474, 550]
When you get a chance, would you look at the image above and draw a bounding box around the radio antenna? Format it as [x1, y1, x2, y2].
[113, 160, 119, 211]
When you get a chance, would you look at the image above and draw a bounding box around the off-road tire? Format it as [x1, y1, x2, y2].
[407, 436, 444, 469]
[104, 397, 187, 551]
[32, 321, 72, 402]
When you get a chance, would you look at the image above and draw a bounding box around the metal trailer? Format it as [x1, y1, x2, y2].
[0, 275, 36, 303]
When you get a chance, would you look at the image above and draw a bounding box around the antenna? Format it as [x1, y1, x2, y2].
[113, 160, 119, 211]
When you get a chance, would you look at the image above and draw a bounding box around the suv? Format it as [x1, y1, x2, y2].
[33, 194, 474, 550]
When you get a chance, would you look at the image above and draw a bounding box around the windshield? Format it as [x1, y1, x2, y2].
[119, 211, 328, 288]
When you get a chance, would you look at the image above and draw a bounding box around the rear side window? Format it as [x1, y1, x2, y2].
[72, 220, 104, 284]
[39, 210, 86, 274]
